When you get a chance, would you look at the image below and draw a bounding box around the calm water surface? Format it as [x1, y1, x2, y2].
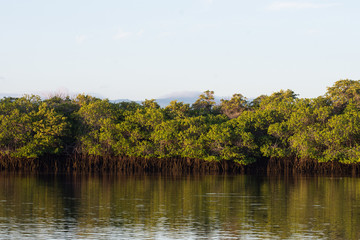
[0, 173, 359, 239]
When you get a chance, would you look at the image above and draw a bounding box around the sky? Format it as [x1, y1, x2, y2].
[0, 0, 360, 100]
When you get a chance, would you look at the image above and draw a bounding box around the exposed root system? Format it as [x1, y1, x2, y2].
[1, 155, 360, 175]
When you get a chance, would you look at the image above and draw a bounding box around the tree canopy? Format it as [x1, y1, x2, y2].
[1, 80, 360, 165]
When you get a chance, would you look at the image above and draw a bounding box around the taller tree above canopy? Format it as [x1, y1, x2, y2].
[192, 90, 216, 115]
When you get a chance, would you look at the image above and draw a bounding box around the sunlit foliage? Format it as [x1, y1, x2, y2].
[1, 80, 360, 165]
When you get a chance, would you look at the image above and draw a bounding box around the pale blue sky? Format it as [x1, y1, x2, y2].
[0, 0, 359, 100]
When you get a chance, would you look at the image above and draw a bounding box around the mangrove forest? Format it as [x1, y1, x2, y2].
[1, 79, 360, 173]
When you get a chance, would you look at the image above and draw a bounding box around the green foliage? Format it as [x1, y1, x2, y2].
[248, 90, 298, 159]
[2, 79, 360, 165]
[192, 90, 217, 115]
[74, 95, 119, 157]
[220, 93, 248, 119]
[0, 96, 67, 158]
[142, 99, 160, 109]
[326, 79, 360, 113]
[165, 100, 191, 119]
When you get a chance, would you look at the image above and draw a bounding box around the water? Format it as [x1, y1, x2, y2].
[0, 173, 359, 239]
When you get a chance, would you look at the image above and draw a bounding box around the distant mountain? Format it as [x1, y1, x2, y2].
[111, 94, 224, 108]
[155, 96, 198, 107]
[1, 92, 252, 107]
[0, 93, 21, 98]
[155, 96, 224, 107]
[154, 91, 200, 107]
[111, 99, 139, 104]
[111, 97, 198, 107]
[1, 92, 252, 108]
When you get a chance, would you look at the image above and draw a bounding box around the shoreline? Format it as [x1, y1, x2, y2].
[1, 156, 360, 175]
[2, 80, 360, 171]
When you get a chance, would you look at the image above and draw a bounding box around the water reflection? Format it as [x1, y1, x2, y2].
[0, 173, 359, 239]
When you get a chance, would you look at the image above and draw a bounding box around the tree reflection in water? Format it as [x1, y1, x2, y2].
[0, 173, 359, 239]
